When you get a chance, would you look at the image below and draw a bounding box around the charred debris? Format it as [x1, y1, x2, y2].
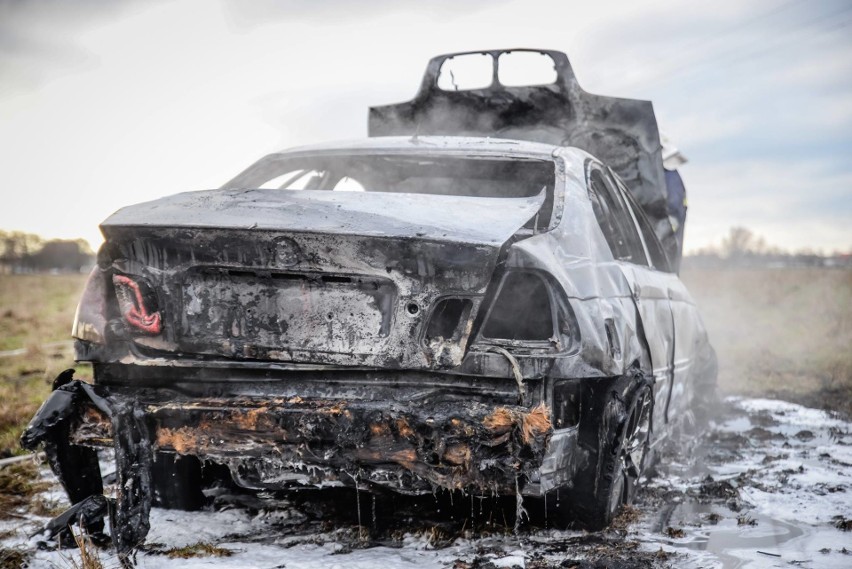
[21, 371, 552, 556]
[19, 48, 713, 560]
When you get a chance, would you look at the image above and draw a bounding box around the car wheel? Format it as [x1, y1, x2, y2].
[570, 381, 653, 530]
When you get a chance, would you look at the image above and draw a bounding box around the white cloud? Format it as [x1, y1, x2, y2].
[658, 112, 747, 147]
[684, 159, 852, 253]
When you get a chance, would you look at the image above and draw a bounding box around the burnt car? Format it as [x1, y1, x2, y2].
[23, 49, 716, 553]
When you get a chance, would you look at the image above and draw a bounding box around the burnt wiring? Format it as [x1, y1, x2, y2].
[486, 346, 526, 405]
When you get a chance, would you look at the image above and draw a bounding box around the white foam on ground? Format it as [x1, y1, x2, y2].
[3, 396, 850, 568]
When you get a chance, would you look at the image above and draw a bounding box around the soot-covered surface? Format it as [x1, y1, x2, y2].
[2, 397, 850, 568]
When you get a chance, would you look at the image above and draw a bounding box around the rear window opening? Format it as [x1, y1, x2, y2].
[228, 154, 556, 229]
[232, 155, 554, 201]
[497, 52, 557, 87]
[481, 272, 554, 341]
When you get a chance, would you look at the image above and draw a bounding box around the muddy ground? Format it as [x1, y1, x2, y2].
[1, 395, 850, 569]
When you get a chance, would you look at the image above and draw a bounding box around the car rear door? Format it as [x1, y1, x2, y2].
[608, 170, 699, 423]
[586, 163, 676, 429]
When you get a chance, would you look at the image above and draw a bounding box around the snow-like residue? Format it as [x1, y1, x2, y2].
[2, 397, 850, 568]
[638, 397, 852, 568]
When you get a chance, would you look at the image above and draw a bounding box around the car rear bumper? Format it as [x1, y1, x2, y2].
[32, 377, 557, 496]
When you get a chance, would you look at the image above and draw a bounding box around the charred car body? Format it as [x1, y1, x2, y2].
[23, 49, 716, 554]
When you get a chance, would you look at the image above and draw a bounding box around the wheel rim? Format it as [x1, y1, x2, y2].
[617, 388, 652, 507]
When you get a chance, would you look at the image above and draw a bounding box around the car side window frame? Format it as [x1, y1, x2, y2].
[610, 170, 672, 272]
[586, 161, 647, 265]
[602, 169, 653, 266]
[586, 163, 628, 260]
[600, 169, 649, 267]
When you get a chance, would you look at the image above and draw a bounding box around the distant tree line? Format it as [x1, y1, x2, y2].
[683, 227, 852, 269]
[0, 230, 95, 273]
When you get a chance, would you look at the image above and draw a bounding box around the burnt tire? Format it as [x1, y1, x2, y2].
[568, 379, 653, 530]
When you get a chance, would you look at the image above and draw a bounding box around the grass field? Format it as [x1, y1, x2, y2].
[681, 267, 852, 417]
[0, 269, 849, 458]
[0, 274, 90, 457]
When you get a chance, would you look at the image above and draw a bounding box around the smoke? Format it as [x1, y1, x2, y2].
[681, 266, 852, 416]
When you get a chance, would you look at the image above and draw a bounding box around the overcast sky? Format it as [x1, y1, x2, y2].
[1, 0, 850, 253]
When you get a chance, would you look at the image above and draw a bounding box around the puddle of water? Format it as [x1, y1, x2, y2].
[654, 501, 807, 568]
[655, 512, 851, 568]
[639, 397, 852, 568]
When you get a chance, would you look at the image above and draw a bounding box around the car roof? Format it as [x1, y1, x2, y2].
[267, 136, 565, 161]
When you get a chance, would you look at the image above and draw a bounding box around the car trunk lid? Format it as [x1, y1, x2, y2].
[99, 189, 544, 369]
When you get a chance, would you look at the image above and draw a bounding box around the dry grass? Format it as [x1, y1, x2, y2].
[0, 274, 87, 351]
[682, 268, 852, 416]
[0, 460, 51, 519]
[611, 504, 641, 530]
[0, 547, 31, 569]
[68, 529, 104, 569]
[0, 274, 90, 457]
[29, 494, 66, 518]
[161, 543, 233, 559]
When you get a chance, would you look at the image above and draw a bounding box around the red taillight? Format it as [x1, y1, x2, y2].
[112, 275, 162, 335]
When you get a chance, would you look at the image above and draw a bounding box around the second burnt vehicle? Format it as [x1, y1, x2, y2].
[23, 49, 716, 553]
